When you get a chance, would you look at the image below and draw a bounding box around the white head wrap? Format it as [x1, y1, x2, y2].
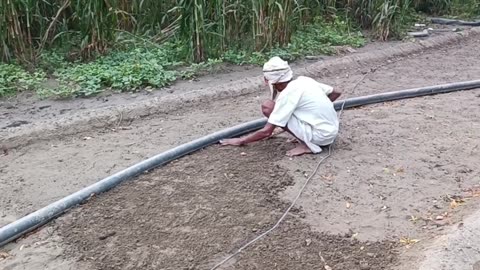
[262, 56, 293, 84]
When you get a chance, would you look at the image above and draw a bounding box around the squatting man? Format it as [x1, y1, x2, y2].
[220, 56, 341, 156]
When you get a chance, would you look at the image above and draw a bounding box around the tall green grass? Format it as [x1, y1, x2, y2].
[0, 0, 478, 64]
[414, 0, 480, 17]
[2, 0, 316, 63]
[1, 0, 478, 98]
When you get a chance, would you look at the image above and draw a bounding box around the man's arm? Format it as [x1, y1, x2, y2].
[327, 89, 341, 102]
[220, 123, 277, 146]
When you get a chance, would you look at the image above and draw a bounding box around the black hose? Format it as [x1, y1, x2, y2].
[1, 80, 479, 247]
[334, 80, 480, 110]
[431, 17, 480, 26]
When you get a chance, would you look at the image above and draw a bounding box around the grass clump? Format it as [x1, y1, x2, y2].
[36, 44, 222, 98]
[0, 64, 45, 97]
[48, 49, 178, 97]
[414, 0, 480, 19]
[39, 48, 178, 98]
[223, 17, 365, 65]
[28, 17, 365, 99]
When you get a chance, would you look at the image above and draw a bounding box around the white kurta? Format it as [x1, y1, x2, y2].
[267, 76, 339, 153]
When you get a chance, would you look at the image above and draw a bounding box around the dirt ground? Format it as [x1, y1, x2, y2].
[1, 36, 480, 227]
[45, 89, 480, 270]
[1, 34, 480, 269]
[56, 140, 399, 270]
[282, 90, 480, 242]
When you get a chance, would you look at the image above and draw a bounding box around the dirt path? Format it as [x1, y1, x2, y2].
[0, 42, 396, 132]
[0, 36, 479, 269]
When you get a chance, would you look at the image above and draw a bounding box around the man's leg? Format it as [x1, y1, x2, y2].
[261, 100, 286, 137]
[285, 139, 311, 156]
[287, 145, 311, 156]
[283, 127, 312, 156]
[261, 100, 312, 154]
[284, 116, 322, 157]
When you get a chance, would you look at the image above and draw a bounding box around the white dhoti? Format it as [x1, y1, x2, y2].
[286, 115, 336, 154]
[263, 60, 339, 153]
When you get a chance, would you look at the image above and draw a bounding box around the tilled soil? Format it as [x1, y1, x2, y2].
[49, 89, 480, 270]
[278, 90, 480, 246]
[56, 140, 398, 270]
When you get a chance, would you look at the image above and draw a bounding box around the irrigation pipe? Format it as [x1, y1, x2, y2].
[1, 79, 480, 247]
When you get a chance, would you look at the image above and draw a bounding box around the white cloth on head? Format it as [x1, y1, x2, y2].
[267, 76, 338, 153]
[263, 56, 293, 84]
[268, 81, 276, 100]
[269, 76, 333, 101]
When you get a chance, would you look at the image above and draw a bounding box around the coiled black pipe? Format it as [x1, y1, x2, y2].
[1, 79, 480, 247]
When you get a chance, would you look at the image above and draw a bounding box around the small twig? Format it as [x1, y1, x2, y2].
[115, 110, 124, 129]
[105, 164, 117, 174]
[1, 146, 8, 156]
[98, 231, 116, 240]
[89, 161, 97, 171]
[351, 72, 369, 91]
[184, 207, 201, 224]
[350, 62, 388, 92]
[319, 252, 333, 270]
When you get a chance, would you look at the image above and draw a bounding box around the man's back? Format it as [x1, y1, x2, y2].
[221, 56, 340, 156]
[269, 76, 339, 138]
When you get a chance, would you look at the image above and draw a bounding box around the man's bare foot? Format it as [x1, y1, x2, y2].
[268, 127, 285, 139]
[286, 144, 312, 157]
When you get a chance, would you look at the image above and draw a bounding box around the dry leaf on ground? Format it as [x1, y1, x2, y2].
[0, 251, 10, 260]
[400, 237, 420, 247]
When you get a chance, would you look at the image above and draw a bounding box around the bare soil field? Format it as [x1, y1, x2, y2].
[1, 35, 479, 270]
[48, 89, 479, 270]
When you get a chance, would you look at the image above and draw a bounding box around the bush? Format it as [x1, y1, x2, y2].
[223, 17, 365, 65]
[0, 64, 45, 97]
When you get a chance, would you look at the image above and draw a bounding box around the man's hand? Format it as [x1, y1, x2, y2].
[220, 123, 276, 147]
[270, 127, 285, 137]
[220, 138, 244, 146]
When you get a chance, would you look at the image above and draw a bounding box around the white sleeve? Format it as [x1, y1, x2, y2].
[317, 82, 333, 95]
[267, 90, 302, 127]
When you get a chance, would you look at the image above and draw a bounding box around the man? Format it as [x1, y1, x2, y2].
[220, 56, 341, 156]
